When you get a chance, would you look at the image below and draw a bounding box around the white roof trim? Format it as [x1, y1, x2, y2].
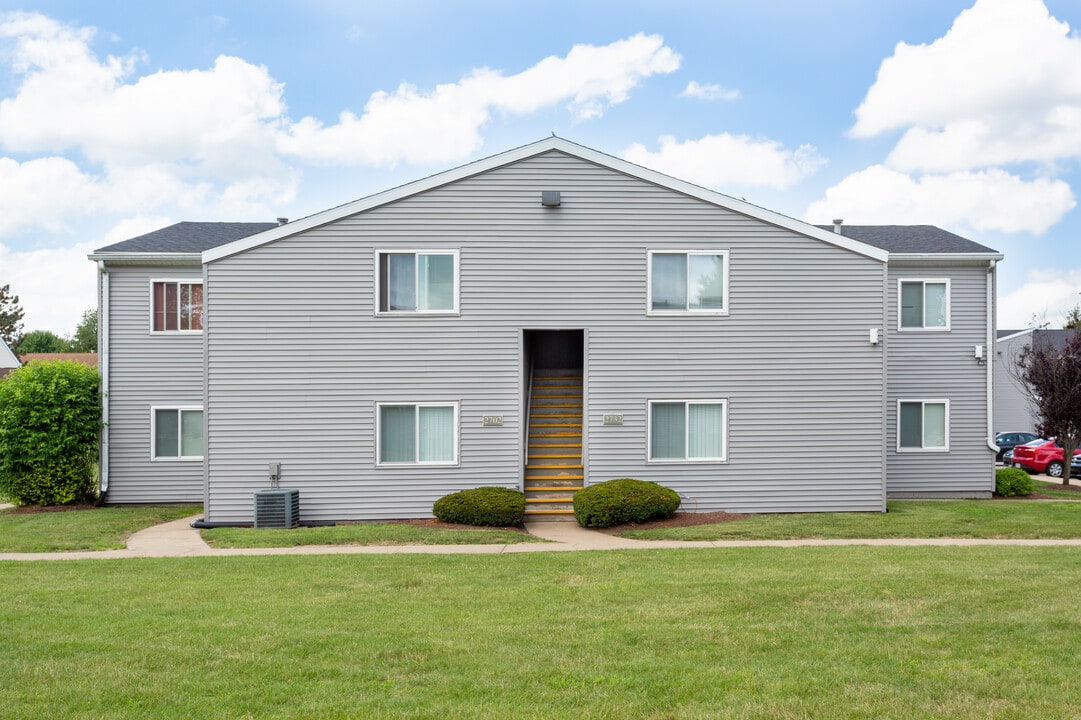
[203, 137, 891, 264]
[996, 328, 1035, 343]
[88, 252, 200, 263]
[888, 252, 1004, 262]
[0, 338, 19, 369]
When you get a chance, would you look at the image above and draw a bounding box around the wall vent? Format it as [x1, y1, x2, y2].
[253, 489, 300, 529]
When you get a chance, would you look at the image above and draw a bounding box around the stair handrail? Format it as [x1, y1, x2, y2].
[524, 355, 535, 487]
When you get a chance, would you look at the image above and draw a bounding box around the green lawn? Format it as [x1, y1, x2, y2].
[620, 499, 1081, 541]
[1, 548, 1079, 718]
[0, 505, 200, 552]
[202, 523, 544, 547]
[1033, 479, 1081, 500]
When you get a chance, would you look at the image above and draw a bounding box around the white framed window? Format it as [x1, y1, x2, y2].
[647, 250, 729, 315]
[376, 402, 459, 465]
[376, 250, 459, 314]
[151, 406, 204, 460]
[898, 279, 950, 331]
[150, 280, 204, 333]
[648, 399, 728, 462]
[897, 399, 949, 452]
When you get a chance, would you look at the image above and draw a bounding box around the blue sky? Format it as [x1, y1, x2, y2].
[1, 0, 1079, 334]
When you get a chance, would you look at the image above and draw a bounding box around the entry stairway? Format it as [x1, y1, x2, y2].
[524, 369, 583, 519]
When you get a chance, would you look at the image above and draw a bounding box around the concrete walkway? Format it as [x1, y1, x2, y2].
[3, 514, 1081, 561]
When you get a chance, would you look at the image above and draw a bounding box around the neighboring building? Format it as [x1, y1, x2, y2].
[0, 339, 18, 379]
[994, 328, 1079, 435]
[92, 137, 1002, 520]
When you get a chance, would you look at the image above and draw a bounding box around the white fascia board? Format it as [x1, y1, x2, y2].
[202, 136, 892, 264]
[87, 252, 202, 266]
[996, 328, 1035, 343]
[889, 252, 1005, 262]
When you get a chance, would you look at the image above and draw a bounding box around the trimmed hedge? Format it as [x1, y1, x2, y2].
[573, 478, 681, 528]
[0, 360, 100, 506]
[433, 486, 526, 526]
[995, 467, 1035, 497]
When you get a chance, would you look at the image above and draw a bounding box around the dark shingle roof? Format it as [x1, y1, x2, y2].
[813, 225, 998, 254]
[95, 221, 278, 253]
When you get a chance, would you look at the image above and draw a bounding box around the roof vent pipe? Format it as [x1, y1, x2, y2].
[277, 217, 289, 225]
[832, 219, 843, 234]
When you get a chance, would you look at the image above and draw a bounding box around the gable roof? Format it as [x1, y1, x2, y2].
[813, 225, 999, 255]
[91, 222, 278, 256]
[203, 137, 892, 264]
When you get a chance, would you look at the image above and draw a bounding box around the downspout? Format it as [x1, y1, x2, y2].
[986, 259, 999, 454]
[96, 261, 110, 503]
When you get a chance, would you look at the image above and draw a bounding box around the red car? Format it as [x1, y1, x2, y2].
[1011, 439, 1081, 478]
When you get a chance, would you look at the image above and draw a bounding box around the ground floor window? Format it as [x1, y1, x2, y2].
[649, 399, 727, 461]
[378, 402, 458, 465]
[898, 399, 949, 451]
[152, 406, 203, 459]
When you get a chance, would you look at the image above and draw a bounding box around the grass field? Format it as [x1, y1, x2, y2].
[0, 505, 200, 552]
[620, 499, 1081, 541]
[2, 548, 1079, 718]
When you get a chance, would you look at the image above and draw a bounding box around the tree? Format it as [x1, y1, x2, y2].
[68, 309, 98, 352]
[1065, 304, 1081, 331]
[0, 283, 25, 348]
[1014, 332, 1081, 485]
[16, 329, 69, 354]
[0, 360, 100, 505]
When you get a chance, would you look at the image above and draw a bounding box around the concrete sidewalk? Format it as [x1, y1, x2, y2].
[3, 514, 1081, 561]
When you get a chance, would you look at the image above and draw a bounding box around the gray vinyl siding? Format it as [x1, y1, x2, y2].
[885, 263, 995, 495]
[204, 151, 886, 522]
[994, 332, 1040, 434]
[103, 264, 204, 503]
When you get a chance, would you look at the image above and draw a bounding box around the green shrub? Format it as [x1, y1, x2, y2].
[433, 486, 526, 526]
[573, 478, 681, 528]
[995, 467, 1035, 497]
[0, 360, 100, 506]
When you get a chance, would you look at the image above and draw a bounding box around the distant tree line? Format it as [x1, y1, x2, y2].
[0, 284, 97, 354]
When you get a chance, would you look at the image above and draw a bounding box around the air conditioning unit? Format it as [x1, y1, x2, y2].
[253, 489, 300, 529]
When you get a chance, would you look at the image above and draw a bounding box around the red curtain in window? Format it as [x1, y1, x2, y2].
[190, 284, 204, 330]
[152, 282, 166, 331]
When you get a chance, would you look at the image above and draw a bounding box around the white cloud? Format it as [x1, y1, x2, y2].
[997, 268, 1081, 328]
[680, 81, 740, 101]
[277, 33, 681, 166]
[622, 133, 826, 190]
[0, 240, 97, 336]
[805, 164, 1075, 234]
[851, 0, 1081, 172]
[0, 14, 681, 240]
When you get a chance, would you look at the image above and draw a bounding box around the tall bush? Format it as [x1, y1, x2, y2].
[0, 360, 100, 505]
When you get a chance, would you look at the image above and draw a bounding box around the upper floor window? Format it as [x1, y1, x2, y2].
[648, 251, 728, 314]
[378, 251, 458, 313]
[152, 281, 203, 332]
[899, 279, 949, 330]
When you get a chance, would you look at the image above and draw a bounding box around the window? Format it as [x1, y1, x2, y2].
[649, 400, 727, 461]
[377, 403, 458, 465]
[899, 279, 949, 330]
[152, 407, 203, 460]
[152, 281, 203, 332]
[648, 251, 728, 313]
[898, 400, 949, 451]
[378, 251, 458, 313]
